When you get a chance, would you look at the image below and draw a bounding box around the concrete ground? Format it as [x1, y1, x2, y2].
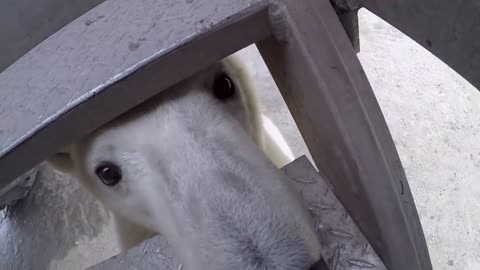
[1, 9, 479, 270]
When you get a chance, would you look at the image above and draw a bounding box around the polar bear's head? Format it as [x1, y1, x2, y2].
[48, 55, 320, 269]
[49, 55, 262, 223]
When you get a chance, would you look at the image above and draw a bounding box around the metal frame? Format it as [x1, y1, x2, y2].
[257, 1, 430, 269]
[4, 0, 478, 88]
[3, 0, 468, 268]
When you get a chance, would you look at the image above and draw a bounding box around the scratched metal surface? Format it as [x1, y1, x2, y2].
[0, 0, 270, 190]
[285, 157, 386, 270]
[89, 156, 386, 270]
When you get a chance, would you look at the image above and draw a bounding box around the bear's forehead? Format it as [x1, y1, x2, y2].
[79, 56, 249, 157]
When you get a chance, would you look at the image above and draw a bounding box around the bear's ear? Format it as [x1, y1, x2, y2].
[47, 146, 75, 174]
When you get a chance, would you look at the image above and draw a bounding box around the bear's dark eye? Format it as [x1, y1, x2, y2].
[95, 163, 122, 186]
[213, 73, 235, 100]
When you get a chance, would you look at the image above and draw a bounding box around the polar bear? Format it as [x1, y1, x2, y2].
[48, 53, 321, 270]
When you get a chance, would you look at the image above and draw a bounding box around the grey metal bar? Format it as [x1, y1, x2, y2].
[364, 0, 480, 90]
[0, 0, 272, 190]
[257, 0, 431, 269]
[0, 0, 104, 72]
[89, 156, 386, 270]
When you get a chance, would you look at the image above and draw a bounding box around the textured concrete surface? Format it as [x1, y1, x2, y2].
[356, 10, 480, 270]
[0, 9, 479, 270]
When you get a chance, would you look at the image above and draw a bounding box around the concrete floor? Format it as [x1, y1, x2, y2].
[1, 9, 479, 270]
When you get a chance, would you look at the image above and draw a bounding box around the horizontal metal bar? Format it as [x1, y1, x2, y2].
[364, 0, 480, 90]
[0, 0, 272, 190]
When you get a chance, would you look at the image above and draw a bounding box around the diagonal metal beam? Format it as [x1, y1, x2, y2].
[364, 0, 480, 90]
[257, 0, 431, 269]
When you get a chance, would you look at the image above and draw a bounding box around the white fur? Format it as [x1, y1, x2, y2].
[261, 115, 295, 168]
[49, 53, 321, 270]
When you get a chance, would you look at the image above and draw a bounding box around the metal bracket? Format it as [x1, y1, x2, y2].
[330, 0, 364, 53]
